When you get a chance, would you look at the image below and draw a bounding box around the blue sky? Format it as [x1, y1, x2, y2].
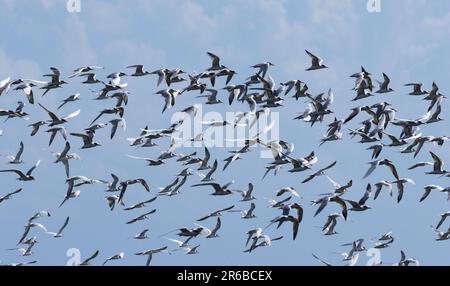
[0, 0, 449, 266]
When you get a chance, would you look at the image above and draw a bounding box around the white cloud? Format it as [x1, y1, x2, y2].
[308, 0, 357, 26]
[0, 50, 42, 79]
[55, 16, 98, 69]
[101, 40, 167, 68]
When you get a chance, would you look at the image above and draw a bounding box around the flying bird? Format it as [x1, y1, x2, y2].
[103, 252, 125, 266]
[0, 188, 23, 204]
[57, 93, 80, 110]
[191, 182, 234, 196]
[127, 65, 151, 77]
[302, 161, 337, 183]
[197, 205, 235, 221]
[39, 103, 80, 127]
[7, 141, 24, 164]
[0, 160, 40, 181]
[126, 209, 157, 225]
[70, 131, 101, 149]
[79, 250, 100, 266]
[46, 216, 70, 238]
[363, 159, 399, 180]
[305, 50, 328, 71]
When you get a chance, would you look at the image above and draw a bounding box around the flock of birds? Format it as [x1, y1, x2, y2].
[0, 50, 449, 266]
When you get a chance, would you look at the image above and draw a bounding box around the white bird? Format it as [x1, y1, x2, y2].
[53, 142, 81, 178]
[323, 213, 341, 235]
[109, 118, 126, 139]
[197, 88, 222, 104]
[46, 216, 70, 238]
[57, 93, 80, 110]
[8, 242, 36, 256]
[105, 195, 121, 211]
[376, 73, 394, 93]
[0, 160, 40, 181]
[363, 159, 399, 180]
[39, 103, 81, 127]
[103, 252, 125, 266]
[251, 62, 275, 78]
[59, 189, 81, 208]
[17, 222, 48, 245]
[404, 83, 427, 96]
[0, 188, 22, 204]
[69, 66, 103, 78]
[394, 250, 419, 266]
[7, 141, 24, 164]
[236, 183, 256, 201]
[305, 50, 328, 71]
[197, 205, 235, 221]
[199, 159, 218, 182]
[191, 182, 234, 196]
[135, 246, 168, 266]
[150, 69, 167, 87]
[79, 250, 100, 266]
[14, 82, 36, 104]
[241, 202, 257, 219]
[184, 245, 200, 255]
[276, 187, 300, 198]
[155, 89, 181, 114]
[352, 84, 374, 101]
[194, 219, 222, 239]
[123, 197, 157, 211]
[168, 237, 193, 248]
[107, 71, 127, 86]
[70, 131, 101, 149]
[435, 212, 450, 229]
[206, 217, 222, 238]
[206, 52, 226, 71]
[46, 126, 68, 147]
[426, 151, 447, 175]
[431, 226, 450, 241]
[223, 153, 241, 171]
[78, 73, 101, 84]
[391, 178, 415, 203]
[127, 65, 150, 76]
[126, 209, 157, 224]
[133, 229, 149, 240]
[0, 77, 13, 96]
[374, 181, 393, 200]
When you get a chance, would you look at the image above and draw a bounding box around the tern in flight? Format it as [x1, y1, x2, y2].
[305, 50, 328, 71]
[0, 188, 23, 204]
[46, 216, 70, 238]
[103, 252, 125, 266]
[191, 182, 234, 196]
[6, 141, 24, 164]
[0, 160, 40, 181]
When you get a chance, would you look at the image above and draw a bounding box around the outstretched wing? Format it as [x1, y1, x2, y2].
[27, 160, 41, 176]
[81, 250, 99, 265]
[58, 216, 70, 234]
[207, 52, 221, 68]
[38, 103, 59, 122]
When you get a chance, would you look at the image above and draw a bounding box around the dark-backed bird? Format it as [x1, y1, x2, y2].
[0, 160, 40, 181]
[305, 50, 328, 71]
